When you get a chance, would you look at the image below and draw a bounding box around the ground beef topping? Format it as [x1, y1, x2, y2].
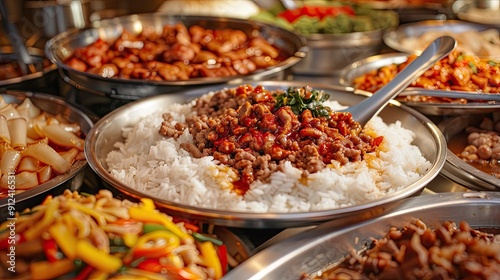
[159, 85, 383, 195]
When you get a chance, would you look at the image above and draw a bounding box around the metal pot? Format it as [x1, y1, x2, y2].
[45, 13, 308, 100]
[0, 46, 59, 93]
[225, 192, 500, 279]
[23, 0, 91, 38]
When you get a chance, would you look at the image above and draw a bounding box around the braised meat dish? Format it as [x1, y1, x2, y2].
[65, 23, 288, 81]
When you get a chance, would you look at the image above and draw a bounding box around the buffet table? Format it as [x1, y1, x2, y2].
[0, 0, 499, 279]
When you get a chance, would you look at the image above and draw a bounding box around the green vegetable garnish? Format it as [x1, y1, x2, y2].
[468, 62, 478, 74]
[274, 87, 332, 118]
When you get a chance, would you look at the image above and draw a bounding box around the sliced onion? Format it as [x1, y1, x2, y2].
[0, 149, 21, 175]
[0, 96, 8, 110]
[37, 165, 52, 184]
[18, 156, 40, 172]
[22, 142, 70, 174]
[16, 97, 41, 118]
[12, 171, 39, 190]
[0, 104, 21, 120]
[0, 115, 10, 144]
[59, 148, 79, 164]
[42, 124, 84, 150]
[8, 117, 27, 149]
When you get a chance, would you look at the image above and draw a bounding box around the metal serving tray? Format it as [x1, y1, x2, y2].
[224, 191, 500, 279]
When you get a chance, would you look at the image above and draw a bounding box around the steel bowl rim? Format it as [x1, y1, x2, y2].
[0, 46, 58, 87]
[224, 191, 500, 279]
[45, 13, 309, 88]
[438, 115, 500, 191]
[383, 19, 495, 55]
[0, 90, 94, 208]
[338, 52, 500, 113]
[85, 80, 446, 227]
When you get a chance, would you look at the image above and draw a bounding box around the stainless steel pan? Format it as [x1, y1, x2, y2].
[85, 80, 446, 228]
[225, 192, 500, 279]
[45, 14, 308, 100]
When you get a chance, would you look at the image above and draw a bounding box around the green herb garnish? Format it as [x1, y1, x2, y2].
[468, 61, 478, 74]
[274, 86, 332, 118]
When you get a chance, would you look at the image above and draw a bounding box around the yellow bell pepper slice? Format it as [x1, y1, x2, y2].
[123, 232, 138, 248]
[24, 199, 60, 241]
[132, 230, 181, 258]
[30, 258, 74, 280]
[199, 241, 223, 279]
[128, 206, 193, 244]
[48, 222, 77, 260]
[75, 239, 123, 274]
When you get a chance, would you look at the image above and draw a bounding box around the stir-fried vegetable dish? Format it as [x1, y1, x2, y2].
[250, 1, 398, 35]
[0, 190, 229, 279]
[0, 96, 86, 199]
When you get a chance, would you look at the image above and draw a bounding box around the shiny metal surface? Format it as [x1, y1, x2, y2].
[0, 91, 94, 220]
[85, 80, 446, 228]
[291, 27, 391, 76]
[0, 46, 58, 90]
[45, 14, 308, 99]
[338, 53, 500, 115]
[383, 19, 493, 54]
[438, 114, 500, 191]
[343, 36, 455, 127]
[224, 192, 500, 279]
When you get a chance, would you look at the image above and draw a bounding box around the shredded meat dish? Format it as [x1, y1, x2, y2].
[65, 23, 287, 81]
[307, 219, 500, 280]
[159, 85, 383, 195]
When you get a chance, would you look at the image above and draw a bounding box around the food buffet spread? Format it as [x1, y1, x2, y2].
[0, 0, 499, 279]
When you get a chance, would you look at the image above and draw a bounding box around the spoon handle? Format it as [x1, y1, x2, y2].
[0, 0, 34, 75]
[345, 36, 457, 127]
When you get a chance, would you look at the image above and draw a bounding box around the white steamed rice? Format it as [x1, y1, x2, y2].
[105, 98, 431, 213]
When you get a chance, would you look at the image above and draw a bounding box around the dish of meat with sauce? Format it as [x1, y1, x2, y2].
[339, 51, 500, 115]
[64, 23, 288, 81]
[102, 84, 432, 214]
[439, 112, 500, 191]
[46, 14, 307, 99]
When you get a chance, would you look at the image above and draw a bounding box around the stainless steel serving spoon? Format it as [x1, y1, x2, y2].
[344, 36, 457, 127]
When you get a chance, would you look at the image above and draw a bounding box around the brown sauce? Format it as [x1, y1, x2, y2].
[448, 131, 500, 177]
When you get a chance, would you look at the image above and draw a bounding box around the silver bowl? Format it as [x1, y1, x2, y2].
[0, 46, 58, 92]
[383, 19, 497, 55]
[0, 91, 94, 220]
[438, 114, 500, 191]
[85, 80, 446, 228]
[224, 191, 500, 279]
[338, 53, 500, 116]
[291, 28, 390, 76]
[45, 13, 308, 100]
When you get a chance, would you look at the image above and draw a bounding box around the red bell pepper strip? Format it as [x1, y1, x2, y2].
[73, 265, 95, 280]
[42, 238, 63, 262]
[0, 233, 25, 250]
[217, 244, 228, 275]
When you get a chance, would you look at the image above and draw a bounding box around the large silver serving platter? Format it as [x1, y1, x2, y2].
[339, 53, 500, 116]
[224, 192, 500, 279]
[438, 114, 500, 191]
[45, 13, 308, 100]
[0, 91, 94, 220]
[85, 81, 446, 228]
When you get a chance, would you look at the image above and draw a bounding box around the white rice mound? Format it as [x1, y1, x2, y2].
[105, 99, 432, 213]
